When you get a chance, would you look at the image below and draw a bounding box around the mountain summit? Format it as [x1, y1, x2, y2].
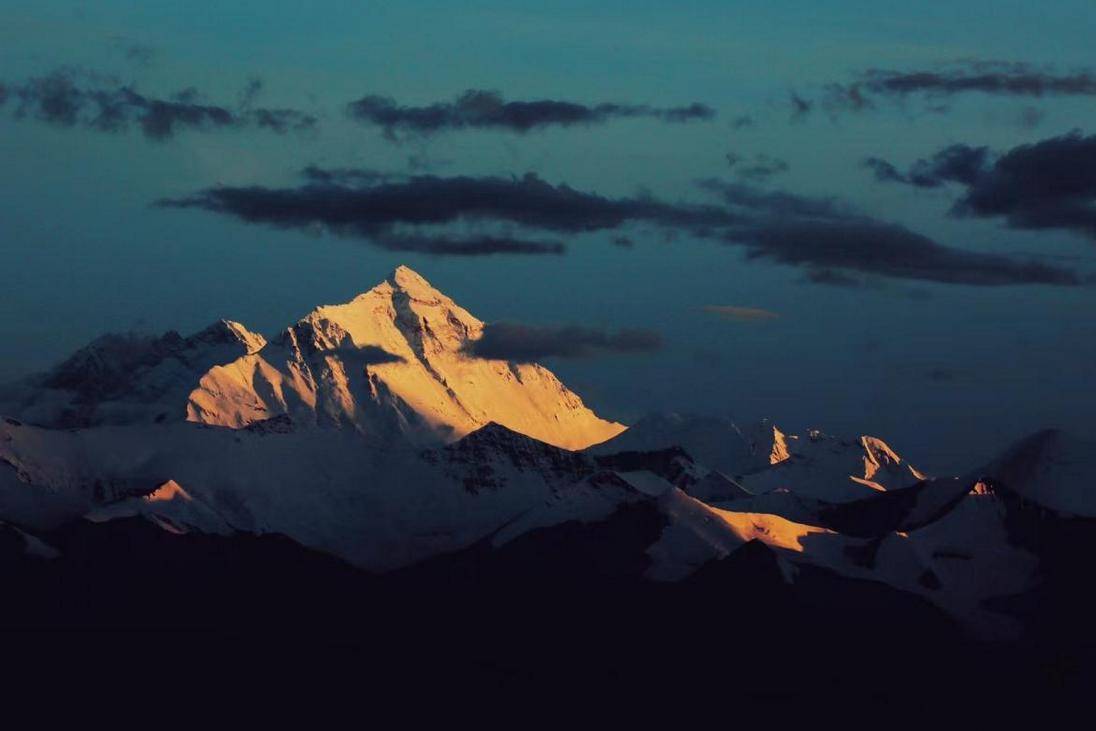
[187, 266, 624, 448]
[1, 266, 622, 450]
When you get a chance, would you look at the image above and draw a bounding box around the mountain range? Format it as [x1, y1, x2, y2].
[2, 266, 1094, 695]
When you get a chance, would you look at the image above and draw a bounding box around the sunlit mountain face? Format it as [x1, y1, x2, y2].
[3, 2, 1096, 705]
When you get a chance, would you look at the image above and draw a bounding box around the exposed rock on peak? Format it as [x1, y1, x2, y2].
[191, 320, 267, 354]
[740, 430, 926, 502]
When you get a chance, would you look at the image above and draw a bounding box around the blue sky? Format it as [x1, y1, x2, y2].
[2, 1, 1095, 471]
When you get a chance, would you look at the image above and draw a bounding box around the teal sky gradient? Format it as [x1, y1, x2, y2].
[2, 1, 1095, 471]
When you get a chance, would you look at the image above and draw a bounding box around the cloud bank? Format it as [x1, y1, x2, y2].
[864, 144, 992, 188]
[797, 60, 1096, 118]
[347, 89, 714, 137]
[0, 69, 317, 139]
[158, 166, 1081, 284]
[868, 131, 1096, 241]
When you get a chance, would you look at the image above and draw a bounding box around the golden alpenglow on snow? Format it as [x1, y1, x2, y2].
[186, 266, 626, 449]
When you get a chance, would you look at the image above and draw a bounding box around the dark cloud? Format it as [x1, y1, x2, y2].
[322, 343, 406, 367]
[821, 82, 874, 114]
[700, 178, 1081, 286]
[159, 169, 740, 235]
[730, 115, 755, 129]
[952, 131, 1096, 240]
[463, 322, 663, 362]
[797, 61, 1096, 119]
[3, 69, 316, 139]
[15, 71, 85, 126]
[249, 107, 318, 134]
[346, 89, 715, 137]
[373, 233, 564, 256]
[726, 152, 789, 182]
[239, 77, 264, 108]
[871, 132, 1096, 242]
[739, 218, 1076, 286]
[124, 88, 237, 139]
[864, 144, 992, 188]
[159, 166, 1081, 283]
[789, 92, 813, 122]
[863, 157, 907, 184]
[698, 179, 848, 220]
[859, 62, 1096, 98]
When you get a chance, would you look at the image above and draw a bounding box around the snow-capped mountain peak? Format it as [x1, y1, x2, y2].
[184, 267, 624, 449]
[2, 267, 624, 451]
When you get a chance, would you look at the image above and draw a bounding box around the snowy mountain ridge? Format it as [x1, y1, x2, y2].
[1, 265, 1093, 642]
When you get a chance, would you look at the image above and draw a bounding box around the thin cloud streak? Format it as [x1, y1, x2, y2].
[0, 69, 317, 139]
[347, 89, 715, 138]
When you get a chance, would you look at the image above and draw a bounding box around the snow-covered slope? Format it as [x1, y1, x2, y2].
[186, 266, 624, 449]
[739, 430, 926, 502]
[0, 321, 265, 428]
[597, 415, 927, 504]
[0, 402, 1056, 638]
[646, 483, 1036, 636]
[590, 413, 787, 476]
[980, 429, 1096, 517]
[0, 415, 643, 571]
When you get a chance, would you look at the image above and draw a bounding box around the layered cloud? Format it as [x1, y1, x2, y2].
[463, 322, 663, 361]
[864, 144, 992, 188]
[701, 179, 1080, 286]
[796, 60, 1096, 118]
[868, 131, 1096, 241]
[158, 166, 1081, 284]
[347, 89, 714, 137]
[159, 168, 739, 234]
[855, 62, 1096, 98]
[953, 131, 1096, 240]
[0, 69, 317, 139]
[373, 232, 564, 256]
